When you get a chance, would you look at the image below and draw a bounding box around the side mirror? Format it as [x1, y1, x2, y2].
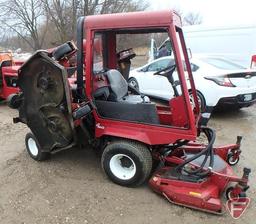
[140, 67, 148, 72]
[173, 80, 180, 87]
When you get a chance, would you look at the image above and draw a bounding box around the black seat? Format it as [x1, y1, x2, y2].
[94, 70, 160, 124]
[106, 69, 150, 104]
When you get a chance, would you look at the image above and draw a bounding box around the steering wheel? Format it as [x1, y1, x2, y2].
[153, 64, 179, 96]
[153, 64, 176, 77]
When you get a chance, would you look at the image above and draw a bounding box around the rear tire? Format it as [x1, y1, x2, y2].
[101, 140, 152, 187]
[25, 133, 50, 161]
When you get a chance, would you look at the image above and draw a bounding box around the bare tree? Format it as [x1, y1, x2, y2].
[173, 8, 202, 26]
[183, 12, 203, 26]
[0, 0, 47, 50]
[42, 0, 149, 44]
[0, 0, 149, 50]
[42, 0, 76, 43]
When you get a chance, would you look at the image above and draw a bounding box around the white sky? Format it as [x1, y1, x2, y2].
[148, 0, 256, 26]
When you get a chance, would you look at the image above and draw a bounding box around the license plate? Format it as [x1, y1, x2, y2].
[244, 94, 252, 102]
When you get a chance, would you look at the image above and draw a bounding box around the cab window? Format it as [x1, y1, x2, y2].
[93, 34, 104, 73]
[147, 59, 175, 72]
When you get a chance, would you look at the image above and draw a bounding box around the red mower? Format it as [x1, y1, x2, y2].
[0, 52, 20, 101]
[8, 10, 250, 214]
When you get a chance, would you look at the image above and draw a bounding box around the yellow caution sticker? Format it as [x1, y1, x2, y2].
[189, 192, 202, 197]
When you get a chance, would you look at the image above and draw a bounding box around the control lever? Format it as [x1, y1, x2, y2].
[73, 104, 91, 120]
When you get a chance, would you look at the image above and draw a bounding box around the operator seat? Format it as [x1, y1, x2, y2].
[95, 69, 160, 124]
[106, 69, 150, 104]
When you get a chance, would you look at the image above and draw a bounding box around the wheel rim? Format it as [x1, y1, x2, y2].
[189, 93, 202, 111]
[228, 155, 239, 165]
[129, 80, 138, 89]
[227, 190, 233, 200]
[109, 154, 136, 180]
[227, 189, 238, 200]
[28, 138, 39, 156]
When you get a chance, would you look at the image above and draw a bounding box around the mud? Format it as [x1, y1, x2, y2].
[0, 102, 255, 224]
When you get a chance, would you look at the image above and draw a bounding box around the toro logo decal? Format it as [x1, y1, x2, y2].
[96, 123, 105, 129]
[226, 197, 250, 219]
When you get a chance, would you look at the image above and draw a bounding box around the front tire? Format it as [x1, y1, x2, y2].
[101, 140, 152, 187]
[25, 133, 50, 161]
[7, 94, 21, 109]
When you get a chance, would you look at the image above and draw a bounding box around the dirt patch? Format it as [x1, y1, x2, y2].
[0, 103, 255, 224]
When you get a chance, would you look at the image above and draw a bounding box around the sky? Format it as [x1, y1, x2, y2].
[148, 0, 256, 26]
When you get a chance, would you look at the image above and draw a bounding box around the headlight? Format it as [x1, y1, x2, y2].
[204, 76, 235, 87]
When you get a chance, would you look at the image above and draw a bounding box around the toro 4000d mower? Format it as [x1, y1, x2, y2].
[9, 10, 250, 214]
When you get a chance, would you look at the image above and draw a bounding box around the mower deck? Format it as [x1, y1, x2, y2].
[149, 137, 250, 214]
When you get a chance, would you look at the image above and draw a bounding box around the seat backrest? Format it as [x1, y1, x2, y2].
[106, 69, 128, 101]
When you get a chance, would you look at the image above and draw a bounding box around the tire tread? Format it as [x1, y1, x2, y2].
[101, 139, 152, 187]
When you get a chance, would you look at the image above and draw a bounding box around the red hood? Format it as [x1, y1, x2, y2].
[2, 65, 20, 76]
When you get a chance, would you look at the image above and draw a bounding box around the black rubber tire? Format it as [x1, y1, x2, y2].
[128, 77, 139, 91]
[52, 43, 73, 61]
[7, 94, 21, 109]
[25, 133, 50, 161]
[189, 90, 206, 112]
[227, 153, 240, 166]
[101, 140, 152, 187]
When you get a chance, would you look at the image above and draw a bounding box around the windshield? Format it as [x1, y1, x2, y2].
[201, 58, 245, 70]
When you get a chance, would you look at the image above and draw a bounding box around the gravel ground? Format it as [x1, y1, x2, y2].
[0, 102, 255, 224]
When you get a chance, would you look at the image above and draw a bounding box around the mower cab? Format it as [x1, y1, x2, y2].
[12, 10, 201, 151]
[9, 10, 250, 214]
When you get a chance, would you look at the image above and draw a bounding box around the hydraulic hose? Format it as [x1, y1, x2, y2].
[175, 127, 216, 178]
[184, 128, 214, 175]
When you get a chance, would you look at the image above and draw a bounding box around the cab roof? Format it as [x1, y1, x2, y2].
[84, 10, 182, 30]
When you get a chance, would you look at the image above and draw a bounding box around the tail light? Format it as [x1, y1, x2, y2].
[250, 55, 256, 69]
[205, 76, 236, 87]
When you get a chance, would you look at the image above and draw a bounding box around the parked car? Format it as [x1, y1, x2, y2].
[149, 24, 256, 68]
[129, 56, 256, 111]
